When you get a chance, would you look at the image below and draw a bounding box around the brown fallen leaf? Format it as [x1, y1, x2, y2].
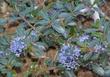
[16, 58, 31, 77]
[100, 1, 110, 17]
[47, 67, 59, 74]
[4, 20, 20, 34]
[35, 0, 45, 7]
[82, 19, 93, 28]
[0, 33, 3, 37]
[46, 46, 57, 61]
[4, 20, 19, 28]
[76, 14, 93, 28]
[77, 69, 94, 77]
[0, 2, 8, 14]
[0, 1, 12, 18]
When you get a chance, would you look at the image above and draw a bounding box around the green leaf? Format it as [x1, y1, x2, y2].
[58, 13, 72, 22]
[54, 1, 64, 9]
[74, 4, 85, 12]
[107, 31, 110, 44]
[91, 53, 99, 60]
[104, 70, 110, 77]
[92, 64, 104, 76]
[64, 71, 76, 77]
[84, 29, 98, 33]
[83, 52, 93, 61]
[38, 10, 49, 20]
[0, 28, 4, 33]
[36, 20, 49, 26]
[13, 62, 22, 67]
[92, 19, 100, 28]
[16, 24, 26, 36]
[69, 26, 77, 37]
[0, 64, 5, 71]
[91, 32, 103, 38]
[0, 36, 9, 46]
[7, 71, 13, 77]
[52, 20, 68, 38]
[0, 18, 7, 26]
[20, 7, 34, 16]
[0, 58, 8, 65]
[32, 42, 46, 57]
[24, 71, 31, 77]
[68, 22, 76, 26]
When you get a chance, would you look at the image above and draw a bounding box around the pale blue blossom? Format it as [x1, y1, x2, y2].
[30, 30, 36, 36]
[10, 37, 26, 57]
[79, 35, 89, 42]
[58, 44, 81, 70]
[0, 51, 6, 57]
[94, 44, 105, 53]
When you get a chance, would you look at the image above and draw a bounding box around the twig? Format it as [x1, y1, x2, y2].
[19, 14, 36, 30]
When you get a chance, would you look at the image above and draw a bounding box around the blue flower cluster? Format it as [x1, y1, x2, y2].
[10, 37, 26, 57]
[58, 44, 81, 70]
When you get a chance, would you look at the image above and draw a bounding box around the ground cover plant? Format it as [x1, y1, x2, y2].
[0, 0, 110, 77]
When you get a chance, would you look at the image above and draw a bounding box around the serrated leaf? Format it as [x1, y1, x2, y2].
[92, 64, 104, 76]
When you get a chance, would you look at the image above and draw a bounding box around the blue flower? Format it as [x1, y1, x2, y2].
[30, 30, 36, 36]
[10, 37, 26, 57]
[58, 44, 81, 70]
[79, 34, 89, 42]
[0, 51, 6, 57]
[94, 44, 105, 53]
[48, 9, 57, 16]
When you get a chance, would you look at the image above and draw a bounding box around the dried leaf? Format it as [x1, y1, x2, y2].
[101, 2, 110, 17]
[35, 0, 45, 7]
[77, 69, 94, 77]
[4, 21, 19, 34]
[46, 47, 57, 61]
